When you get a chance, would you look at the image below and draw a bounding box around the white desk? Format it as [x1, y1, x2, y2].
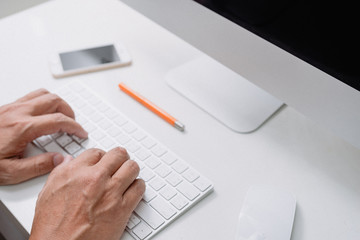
[0, 0, 360, 239]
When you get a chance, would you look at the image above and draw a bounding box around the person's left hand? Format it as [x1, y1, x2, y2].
[0, 89, 88, 185]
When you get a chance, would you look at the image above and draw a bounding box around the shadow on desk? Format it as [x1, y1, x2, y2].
[0, 201, 29, 240]
[0, 233, 6, 240]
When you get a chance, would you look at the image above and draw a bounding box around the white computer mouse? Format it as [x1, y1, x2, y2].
[235, 186, 296, 240]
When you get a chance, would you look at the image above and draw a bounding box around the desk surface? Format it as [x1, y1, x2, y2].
[0, 0, 360, 239]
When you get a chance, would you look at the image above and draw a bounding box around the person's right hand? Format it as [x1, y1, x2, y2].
[29, 147, 145, 240]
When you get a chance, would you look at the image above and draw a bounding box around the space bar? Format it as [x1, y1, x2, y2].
[134, 201, 164, 230]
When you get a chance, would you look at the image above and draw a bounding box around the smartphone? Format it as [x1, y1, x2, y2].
[49, 43, 131, 78]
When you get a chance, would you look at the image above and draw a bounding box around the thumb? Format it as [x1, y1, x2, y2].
[12, 153, 64, 184]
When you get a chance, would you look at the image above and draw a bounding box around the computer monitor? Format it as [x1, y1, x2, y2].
[120, 0, 360, 149]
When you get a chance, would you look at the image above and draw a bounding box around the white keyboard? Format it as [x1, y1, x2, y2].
[34, 82, 214, 240]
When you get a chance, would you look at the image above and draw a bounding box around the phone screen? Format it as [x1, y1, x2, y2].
[59, 44, 120, 71]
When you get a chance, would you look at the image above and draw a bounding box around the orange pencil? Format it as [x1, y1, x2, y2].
[118, 83, 185, 132]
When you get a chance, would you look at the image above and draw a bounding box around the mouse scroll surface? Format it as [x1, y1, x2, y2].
[236, 186, 296, 240]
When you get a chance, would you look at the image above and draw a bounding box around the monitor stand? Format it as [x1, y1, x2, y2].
[166, 56, 284, 133]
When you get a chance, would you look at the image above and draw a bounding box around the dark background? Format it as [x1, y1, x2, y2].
[195, 0, 359, 92]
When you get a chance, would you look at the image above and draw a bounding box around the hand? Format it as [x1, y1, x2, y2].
[29, 147, 145, 240]
[0, 89, 87, 185]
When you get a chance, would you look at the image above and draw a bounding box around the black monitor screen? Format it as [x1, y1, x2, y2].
[195, 0, 359, 91]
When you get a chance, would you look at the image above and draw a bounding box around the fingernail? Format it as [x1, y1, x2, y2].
[53, 153, 64, 167]
[63, 155, 74, 163]
[78, 130, 88, 139]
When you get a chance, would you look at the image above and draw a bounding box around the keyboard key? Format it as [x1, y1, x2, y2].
[104, 109, 119, 119]
[155, 164, 172, 178]
[125, 141, 141, 153]
[43, 141, 68, 156]
[130, 214, 141, 226]
[90, 130, 106, 141]
[64, 142, 82, 155]
[161, 152, 177, 165]
[177, 181, 200, 201]
[57, 87, 70, 97]
[97, 102, 109, 112]
[182, 168, 200, 183]
[145, 156, 161, 169]
[140, 168, 155, 182]
[76, 114, 88, 125]
[135, 148, 151, 161]
[127, 214, 140, 230]
[134, 159, 145, 170]
[114, 115, 128, 126]
[106, 126, 122, 138]
[194, 177, 212, 192]
[143, 188, 157, 202]
[81, 139, 97, 149]
[151, 145, 167, 157]
[63, 94, 77, 103]
[74, 98, 86, 109]
[56, 134, 73, 147]
[123, 122, 137, 133]
[79, 89, 93, 99]
[172, 160, 189, 174]
[72, 135, 86, 144]
[149, 177, 166, 191]
[127, 222, 136, 231]
[132, 130, 147, 141]
[98, 118, 112, 130]
[79, 104, 94, 115]
[99, 138, 115, 150]
[166, 172, 183, 187]
[82, 122, 96, 133]
[88, 96, 101, 106]
[120, 232, 136, 240]
[150, 196, 177, 220]
[35, 135, 52, 147]
[132, 222, 152, 240]
[142, 138, 157, 149]
[89, 112, 103, 123]
[116, 133, 131, 145]
[160, 185, 177, 200]
[51, 132, 63, 139]
[134, 201, 164, 230]
[69, 82, 85, 92]
[170, 194, 189, 210]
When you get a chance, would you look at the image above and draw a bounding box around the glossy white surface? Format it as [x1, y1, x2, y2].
[235, 186, 296, 240]
[0, 0, 360, 239]
[166, 56, 283, 133]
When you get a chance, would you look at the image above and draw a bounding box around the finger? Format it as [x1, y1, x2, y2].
[0, 152, 64, 185]
[29, 113, 88, 140]
[96, 147, 129, 176]
[16, 88, 50, 103]
[27, 93, 75, 119]
[74, 148, 105, 166]
[122, 179, 146, 208]
[112, 160, 140, 193]
[63, 155, 74, 163]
